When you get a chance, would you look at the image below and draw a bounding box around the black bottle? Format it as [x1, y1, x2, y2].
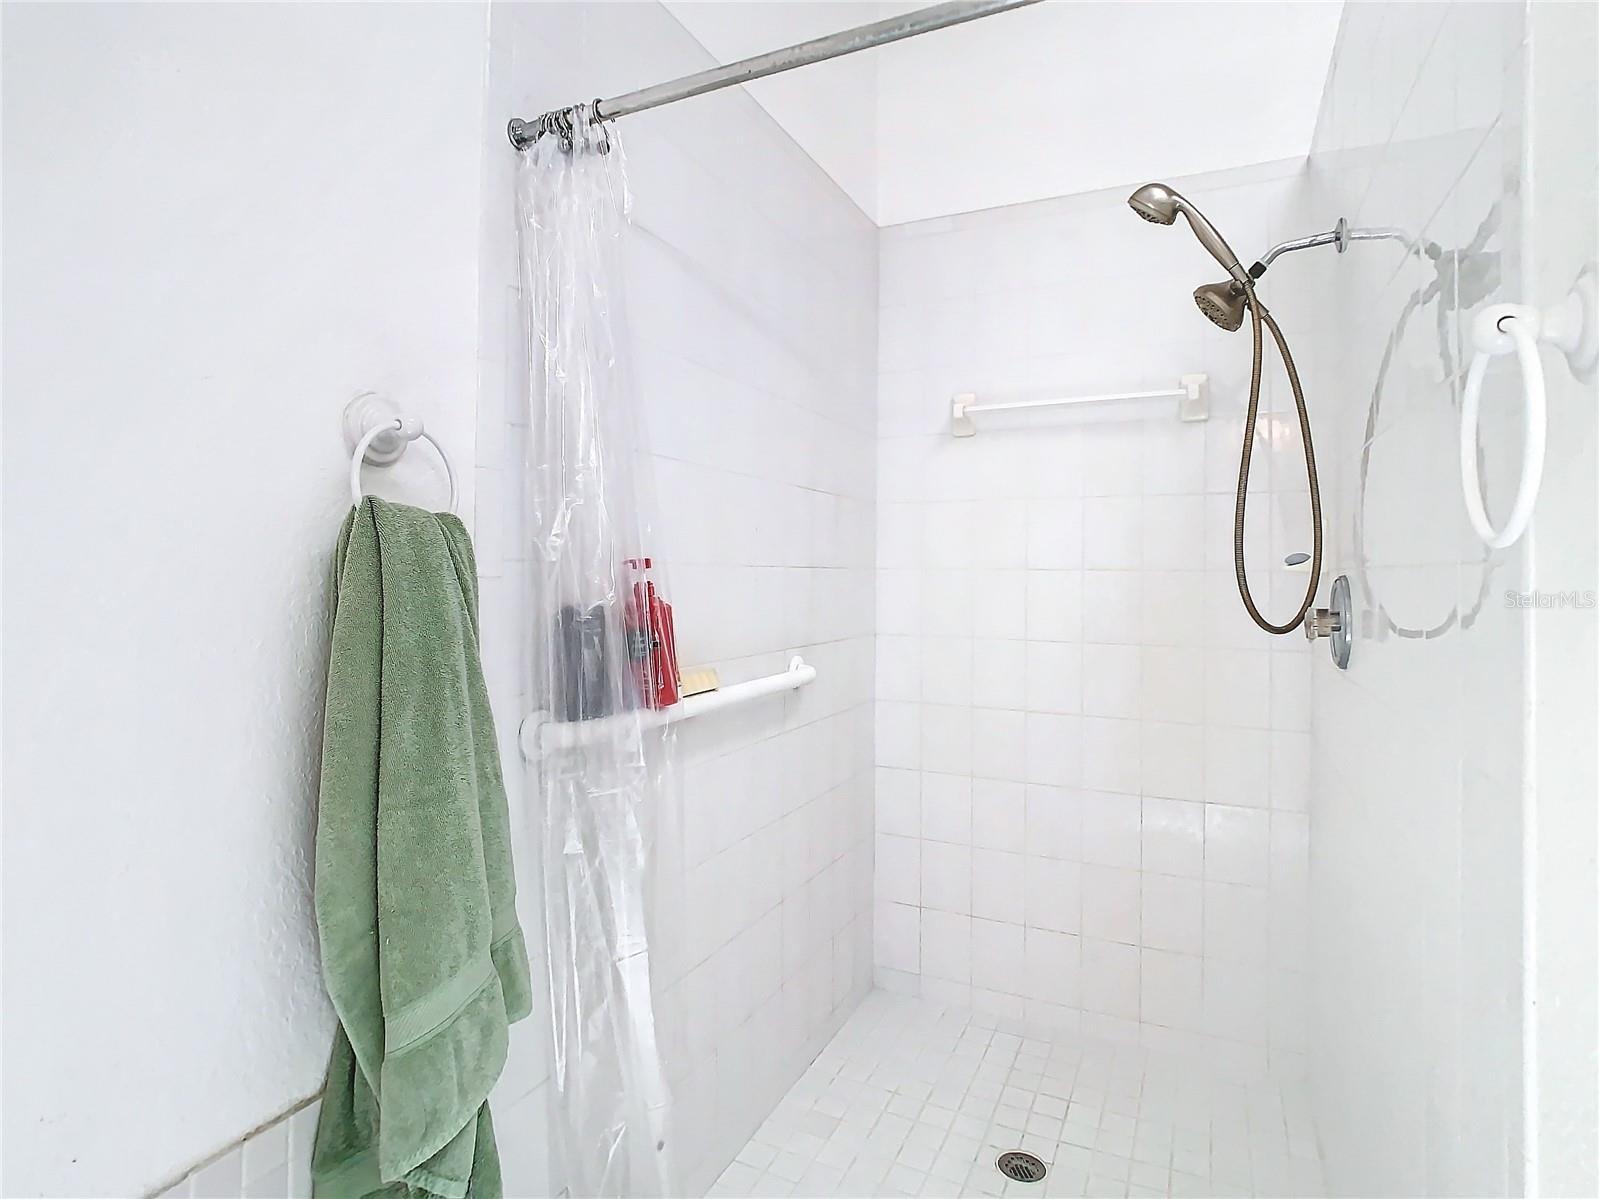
[554, 603, 611, 721]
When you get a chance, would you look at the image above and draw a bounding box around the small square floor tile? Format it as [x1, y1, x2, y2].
[712, 991, 1325, 1198]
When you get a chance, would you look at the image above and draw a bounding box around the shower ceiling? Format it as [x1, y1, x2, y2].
[663, 1, 1343, 226]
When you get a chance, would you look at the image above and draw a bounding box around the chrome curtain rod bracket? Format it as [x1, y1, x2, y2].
[508, 104, 610, 154]
[507, 0, 1043, 150]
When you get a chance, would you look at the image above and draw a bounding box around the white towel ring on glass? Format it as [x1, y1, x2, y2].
[343, 392, 459, 514]
[1458, 285, 1595, 549]
[1459, 305, 1546, 549]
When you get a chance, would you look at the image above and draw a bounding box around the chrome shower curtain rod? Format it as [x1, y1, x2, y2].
[507, 0, 1043, 149]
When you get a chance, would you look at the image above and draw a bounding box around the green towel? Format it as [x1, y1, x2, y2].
[311, 497, 531, 1199]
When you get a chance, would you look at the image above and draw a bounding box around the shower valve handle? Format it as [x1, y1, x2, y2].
[1303, 608, 1340, 640]
[1304, 576, 1353, 669]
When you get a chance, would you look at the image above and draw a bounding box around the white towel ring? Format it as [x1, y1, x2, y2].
[343, 393, 459, 514]
[1459, 304, 1546, 549]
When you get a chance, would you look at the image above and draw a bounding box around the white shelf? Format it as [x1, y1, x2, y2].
[519, 656, 817, 761]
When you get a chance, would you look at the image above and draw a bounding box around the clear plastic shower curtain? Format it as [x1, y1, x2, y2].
[515, 106, 676, 1199]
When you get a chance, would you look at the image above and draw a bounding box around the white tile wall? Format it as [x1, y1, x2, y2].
[1297, 3, 1532, 1195]
[151, 1102, 318, 1199]
[873, 162, 1321, 1077]
[473, 4, 879, 1195]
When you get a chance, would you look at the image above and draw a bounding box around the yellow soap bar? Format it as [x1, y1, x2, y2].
[678, 666, 720, 697]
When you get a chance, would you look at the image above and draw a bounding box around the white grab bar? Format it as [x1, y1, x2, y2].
[952, 374, 1207, 436]
[519, 656, 816, 761]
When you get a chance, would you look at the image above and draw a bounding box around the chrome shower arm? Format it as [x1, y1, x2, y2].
[1248, 218, 1350, 279]
[1248, 219, 1429, 280]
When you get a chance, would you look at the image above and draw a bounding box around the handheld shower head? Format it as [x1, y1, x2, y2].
[1194, 280, 1247, 332]
[1127, 183, 1250, 284]
[1128, 183, 1179, 225]
[1127, 188, 1325, 641]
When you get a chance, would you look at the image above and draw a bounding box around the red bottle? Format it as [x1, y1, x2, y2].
[623, 558, 680, 709]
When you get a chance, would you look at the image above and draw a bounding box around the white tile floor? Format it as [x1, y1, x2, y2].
[711, 992, 1324, 1199]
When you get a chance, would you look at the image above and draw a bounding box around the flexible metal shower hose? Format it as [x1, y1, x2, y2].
[1233, 283, 1323, 634]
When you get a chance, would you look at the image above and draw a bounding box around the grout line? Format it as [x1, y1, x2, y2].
[143, 1092, 320, 1199]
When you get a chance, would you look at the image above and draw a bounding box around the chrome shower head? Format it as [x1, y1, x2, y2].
[1194, 280, 1247, 332]
[1127, 182, 1250, 285]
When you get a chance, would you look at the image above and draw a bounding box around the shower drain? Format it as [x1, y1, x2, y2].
[995, 1150, 1047, 1184]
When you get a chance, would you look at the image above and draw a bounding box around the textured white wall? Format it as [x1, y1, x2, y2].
[660, 1, 1341, 226]
[662, 1, 883, 224]
[1299, 4, 1535, 1194]
[2, 3, 873, 1195]
[872, 2, 1340, 226]
[0, 5, 488, 1195]
[474, 5, 879, 1196]
[871, 161, 1318, 1077]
